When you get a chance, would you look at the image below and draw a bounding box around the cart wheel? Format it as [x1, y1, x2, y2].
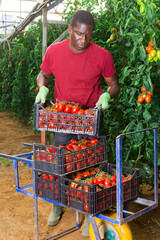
[89, 211, 133, 240]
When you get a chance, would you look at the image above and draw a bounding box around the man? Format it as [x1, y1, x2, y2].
[36, 10, 120, 237]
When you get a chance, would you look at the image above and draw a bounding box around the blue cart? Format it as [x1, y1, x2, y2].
[0, 127, 158, 240]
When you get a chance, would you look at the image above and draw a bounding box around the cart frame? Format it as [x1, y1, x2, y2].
[0, 127, 158, 240]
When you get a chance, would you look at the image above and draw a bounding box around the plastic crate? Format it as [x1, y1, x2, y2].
[34, 101, 101, 136]
[60, 163, 139, 215]
[35, 170, 61, 202]
[33, 136, 107, 175]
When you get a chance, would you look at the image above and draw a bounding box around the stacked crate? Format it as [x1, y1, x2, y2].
[34, 101, 139, 214]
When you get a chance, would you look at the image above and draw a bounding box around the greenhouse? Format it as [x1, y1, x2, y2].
[0, 0, 160, 240]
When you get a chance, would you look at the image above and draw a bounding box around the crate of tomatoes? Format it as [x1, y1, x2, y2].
[61, 163, 139, 215]
[35, 170, 61, 202]
[34, 100, 101, 136]
[33, 136, 107, 175]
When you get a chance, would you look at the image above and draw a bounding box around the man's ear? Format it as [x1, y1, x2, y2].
[68, 25, 72, 35]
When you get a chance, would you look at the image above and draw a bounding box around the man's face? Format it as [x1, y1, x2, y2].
[68, 21, 93, 53]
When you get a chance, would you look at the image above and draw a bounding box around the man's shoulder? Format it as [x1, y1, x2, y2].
[90, 41, 110, 55]
[47, 38, 69, 52]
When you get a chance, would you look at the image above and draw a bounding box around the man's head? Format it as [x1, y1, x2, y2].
[70, 10, 95, 29]
[68, 10, 95, 53]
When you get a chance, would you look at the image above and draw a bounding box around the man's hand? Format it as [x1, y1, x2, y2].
[96, 92, 111, 111]
[35, 86, 49, 104]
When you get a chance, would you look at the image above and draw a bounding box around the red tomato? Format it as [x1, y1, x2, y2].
[83, 171, 90, 177]
[111, 175, 116, 182]
[127, 176, 131, 180]
[70, 182, 78, 188]
[70, 139, 78, 145]
[71, 105, 80, 114]
[75, 172, 84, 178]
[84, 203, 89, 213]
[138, 94, 145, 103]
[112, 181, 116, 186]
[64, 104, 72, 113]
[141, 86, 146, 92]
[53, 102, 59, 110]
[84, 109, 90, 115]
[104, 179, 112, 188]
[145, 46, 152, 54]
[49, 175, 53, 180]
[148, 40, 154, 47]
[42, 174, 49, 179]
[90, 138, 99, 145]
[80, 144, 87, 149]
[93, 177, 98, 184]
[77, 109, 85, 115]
[145, 94, 151, 103]
[72, 144, 81, 150]
[97, 176, 104, 184]
[57, 103, 65, 112]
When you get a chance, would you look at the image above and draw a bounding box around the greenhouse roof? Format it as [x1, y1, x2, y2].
[0, 0, 68, 42]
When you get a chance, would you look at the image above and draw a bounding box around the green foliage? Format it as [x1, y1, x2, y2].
[63, 0, 160, 187]
[0, 1, 160, 186]
[0, 20, 66, 122]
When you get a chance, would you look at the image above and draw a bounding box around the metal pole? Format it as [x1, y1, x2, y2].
[154, 129, 158, 203]
[41, 6, 47, 145]
[116, 137, 123, 224]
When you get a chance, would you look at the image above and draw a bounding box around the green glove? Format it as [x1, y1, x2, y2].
[96, 92, 111, 110]
[35, 86, 49, 104]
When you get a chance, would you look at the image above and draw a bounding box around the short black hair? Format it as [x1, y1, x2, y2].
[70, 10, 95, 29]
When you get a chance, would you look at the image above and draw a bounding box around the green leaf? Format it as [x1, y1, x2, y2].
[143, 163, 153, 176]
[139, 45, 146, 61]
[126, 42, 131, 47]
[158, 152, 160, 167]
[139, 168, 147, 179]
[143, 109, 151, 121]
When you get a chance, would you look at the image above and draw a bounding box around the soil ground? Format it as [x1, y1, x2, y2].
[0, 110, 160, 240]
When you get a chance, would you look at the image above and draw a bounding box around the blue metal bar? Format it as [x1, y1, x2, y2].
[89, 216, 101, 240]
[116, 137, 123, 224]
[45, 226, 79, 240]
[18, 183, 33, 190]
[16, 189, 34, 197]
[15, 152, 33, 158]
[154, 129, 158, 203]
[33, 168, 39, 240]
[0, 153, 33, 164]
[116, 127, 158, 139]
[76, 211, 80, 228]
[133, 197, 157, 206]
[120, 203, 158, 225]
[94, 214, 119, 225]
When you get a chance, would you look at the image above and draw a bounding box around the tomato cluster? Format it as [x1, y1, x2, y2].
[37, 102, 98, 134]
[138, 84, 154, 103]
[37, 173, 59, 200]
[145, 41, 160, 62]
[35, 137, 105, 174]
[66, 167, 136, 213]
[106, 27, 119, 43]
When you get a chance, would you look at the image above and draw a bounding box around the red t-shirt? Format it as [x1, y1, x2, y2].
[40, 38, 116, 108]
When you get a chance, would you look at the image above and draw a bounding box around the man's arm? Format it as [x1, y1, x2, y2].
[35, 71, 51, 104]
[37, 70, 51, 88]
[104, 73, 120, 98]
[96, 74, 120, 110]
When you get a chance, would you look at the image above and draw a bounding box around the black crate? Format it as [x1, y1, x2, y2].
[33, 136, 107, 175]
[35, 170, 61, 202]
[60, 163, 139, 215]
[34, 101, 101, 136]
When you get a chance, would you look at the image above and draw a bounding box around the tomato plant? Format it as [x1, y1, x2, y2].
[0, 0, 160, 188]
